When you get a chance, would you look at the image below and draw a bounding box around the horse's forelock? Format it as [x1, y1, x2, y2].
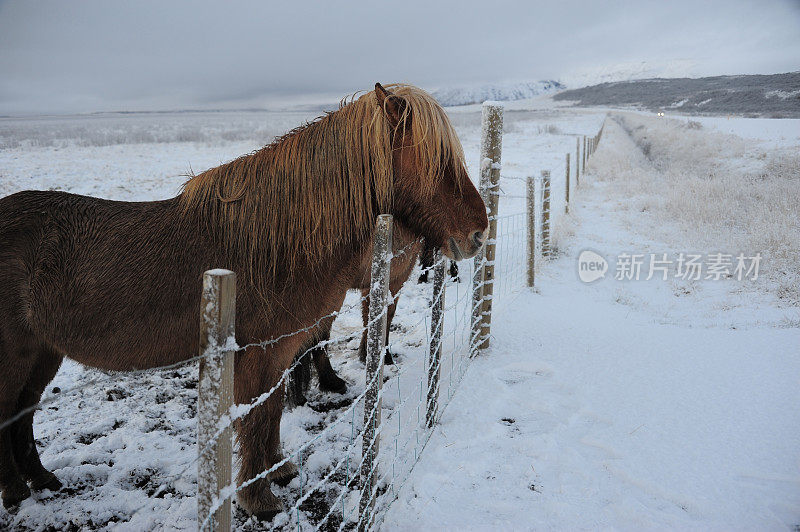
[387, 84, 467, 195]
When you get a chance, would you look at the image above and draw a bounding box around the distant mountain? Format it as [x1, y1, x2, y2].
[432, 80, 564, 106]
[557, 60, 700, 89]
[553, 72, 800, 118]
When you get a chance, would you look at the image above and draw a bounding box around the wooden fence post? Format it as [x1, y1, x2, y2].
[426, 254, 445, 427]
[476, 101, 503, 351]
[582, 136, 587, 174]
[359, 214, 393, 529]
[198, 269, 236, 532]
[576, 137, 581, 188]
[526, 176, 536, 288]
[540, 170, 551, 258]
[564, 153, 570, 214]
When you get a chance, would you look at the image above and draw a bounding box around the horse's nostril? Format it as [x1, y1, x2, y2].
[471, 230, 485, 248]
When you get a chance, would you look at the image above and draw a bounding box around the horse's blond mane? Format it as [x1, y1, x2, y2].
[179, 84, 465, 290]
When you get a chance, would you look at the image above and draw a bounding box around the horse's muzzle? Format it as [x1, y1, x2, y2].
[446, 229, 487, 261]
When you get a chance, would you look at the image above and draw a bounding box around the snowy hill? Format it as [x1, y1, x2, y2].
[553, 72, 800, 117]
[432, 80, 564, 106]
[557, 59, 700, 89]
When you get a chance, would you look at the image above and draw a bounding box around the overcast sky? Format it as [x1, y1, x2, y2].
[1, 0, 798, 115]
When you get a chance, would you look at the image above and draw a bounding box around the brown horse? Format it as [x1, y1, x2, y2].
[286, 223, 423, 407]
[0, 83, 488, 518]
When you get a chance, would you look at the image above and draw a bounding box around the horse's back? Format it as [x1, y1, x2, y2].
[0, 190, 205, 370]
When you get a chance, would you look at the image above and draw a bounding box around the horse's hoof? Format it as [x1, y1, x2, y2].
[319, 375, 348, 395]
[268, 460, 298, 487]
[237, 480, 283, 519]
[29, 471, 62, 492]
[2, 481, 31, 510]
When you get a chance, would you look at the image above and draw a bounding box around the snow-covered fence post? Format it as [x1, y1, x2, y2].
[526, 176, 536, 288]
[576, 137, 581, 187]
[565, 153, 571, 214]
[426, 253, 445, 427]
[582, 136, 587, 174]
[474, 101, 503, 351]
[359, 214, 393, 528]
[198, 269, 236, 532]
[540, 170, 551, 258]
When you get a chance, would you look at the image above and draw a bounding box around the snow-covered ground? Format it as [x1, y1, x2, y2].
[1, 100, 798, 530]
[383, 112, 800, 530]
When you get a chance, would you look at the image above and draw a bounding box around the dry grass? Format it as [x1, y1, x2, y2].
[591, 112, 800, 305]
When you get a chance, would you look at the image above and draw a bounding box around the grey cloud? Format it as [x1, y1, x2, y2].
[0, 0, 798, 115]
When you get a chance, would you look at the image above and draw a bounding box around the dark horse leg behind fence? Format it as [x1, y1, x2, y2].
[0, 84, 488, 519]
[418, 243, 458, 283]
[286, 227, 422, 407]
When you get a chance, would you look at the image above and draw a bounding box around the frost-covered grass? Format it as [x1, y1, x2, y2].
[591, 112, 800, 304]
[0, 110, 319, 149]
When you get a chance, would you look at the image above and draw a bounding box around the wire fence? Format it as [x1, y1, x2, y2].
[0, 108, 606, 531]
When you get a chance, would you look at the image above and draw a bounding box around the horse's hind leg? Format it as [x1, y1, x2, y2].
[0, 335, 39, 509]
[11, 350, 63, 492]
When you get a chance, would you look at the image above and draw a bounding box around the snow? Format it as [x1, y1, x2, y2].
[432, 82, 562, 107]
[383, 107, 800, 530]
[1, 99, 798, 530]
[678, 115, 800, 146]
[558, 59, 701, 89]
[205, 268, 235, 276]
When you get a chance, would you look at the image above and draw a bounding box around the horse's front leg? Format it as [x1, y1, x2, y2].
[234, 341, 300, 520]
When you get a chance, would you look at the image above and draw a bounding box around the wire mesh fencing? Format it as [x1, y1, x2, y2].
[198, 227, 529, 531]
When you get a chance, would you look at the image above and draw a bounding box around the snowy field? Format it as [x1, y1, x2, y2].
[1, 100, 799, 530]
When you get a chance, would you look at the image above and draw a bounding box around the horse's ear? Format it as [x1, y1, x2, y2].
[375, 82, 407, 128]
